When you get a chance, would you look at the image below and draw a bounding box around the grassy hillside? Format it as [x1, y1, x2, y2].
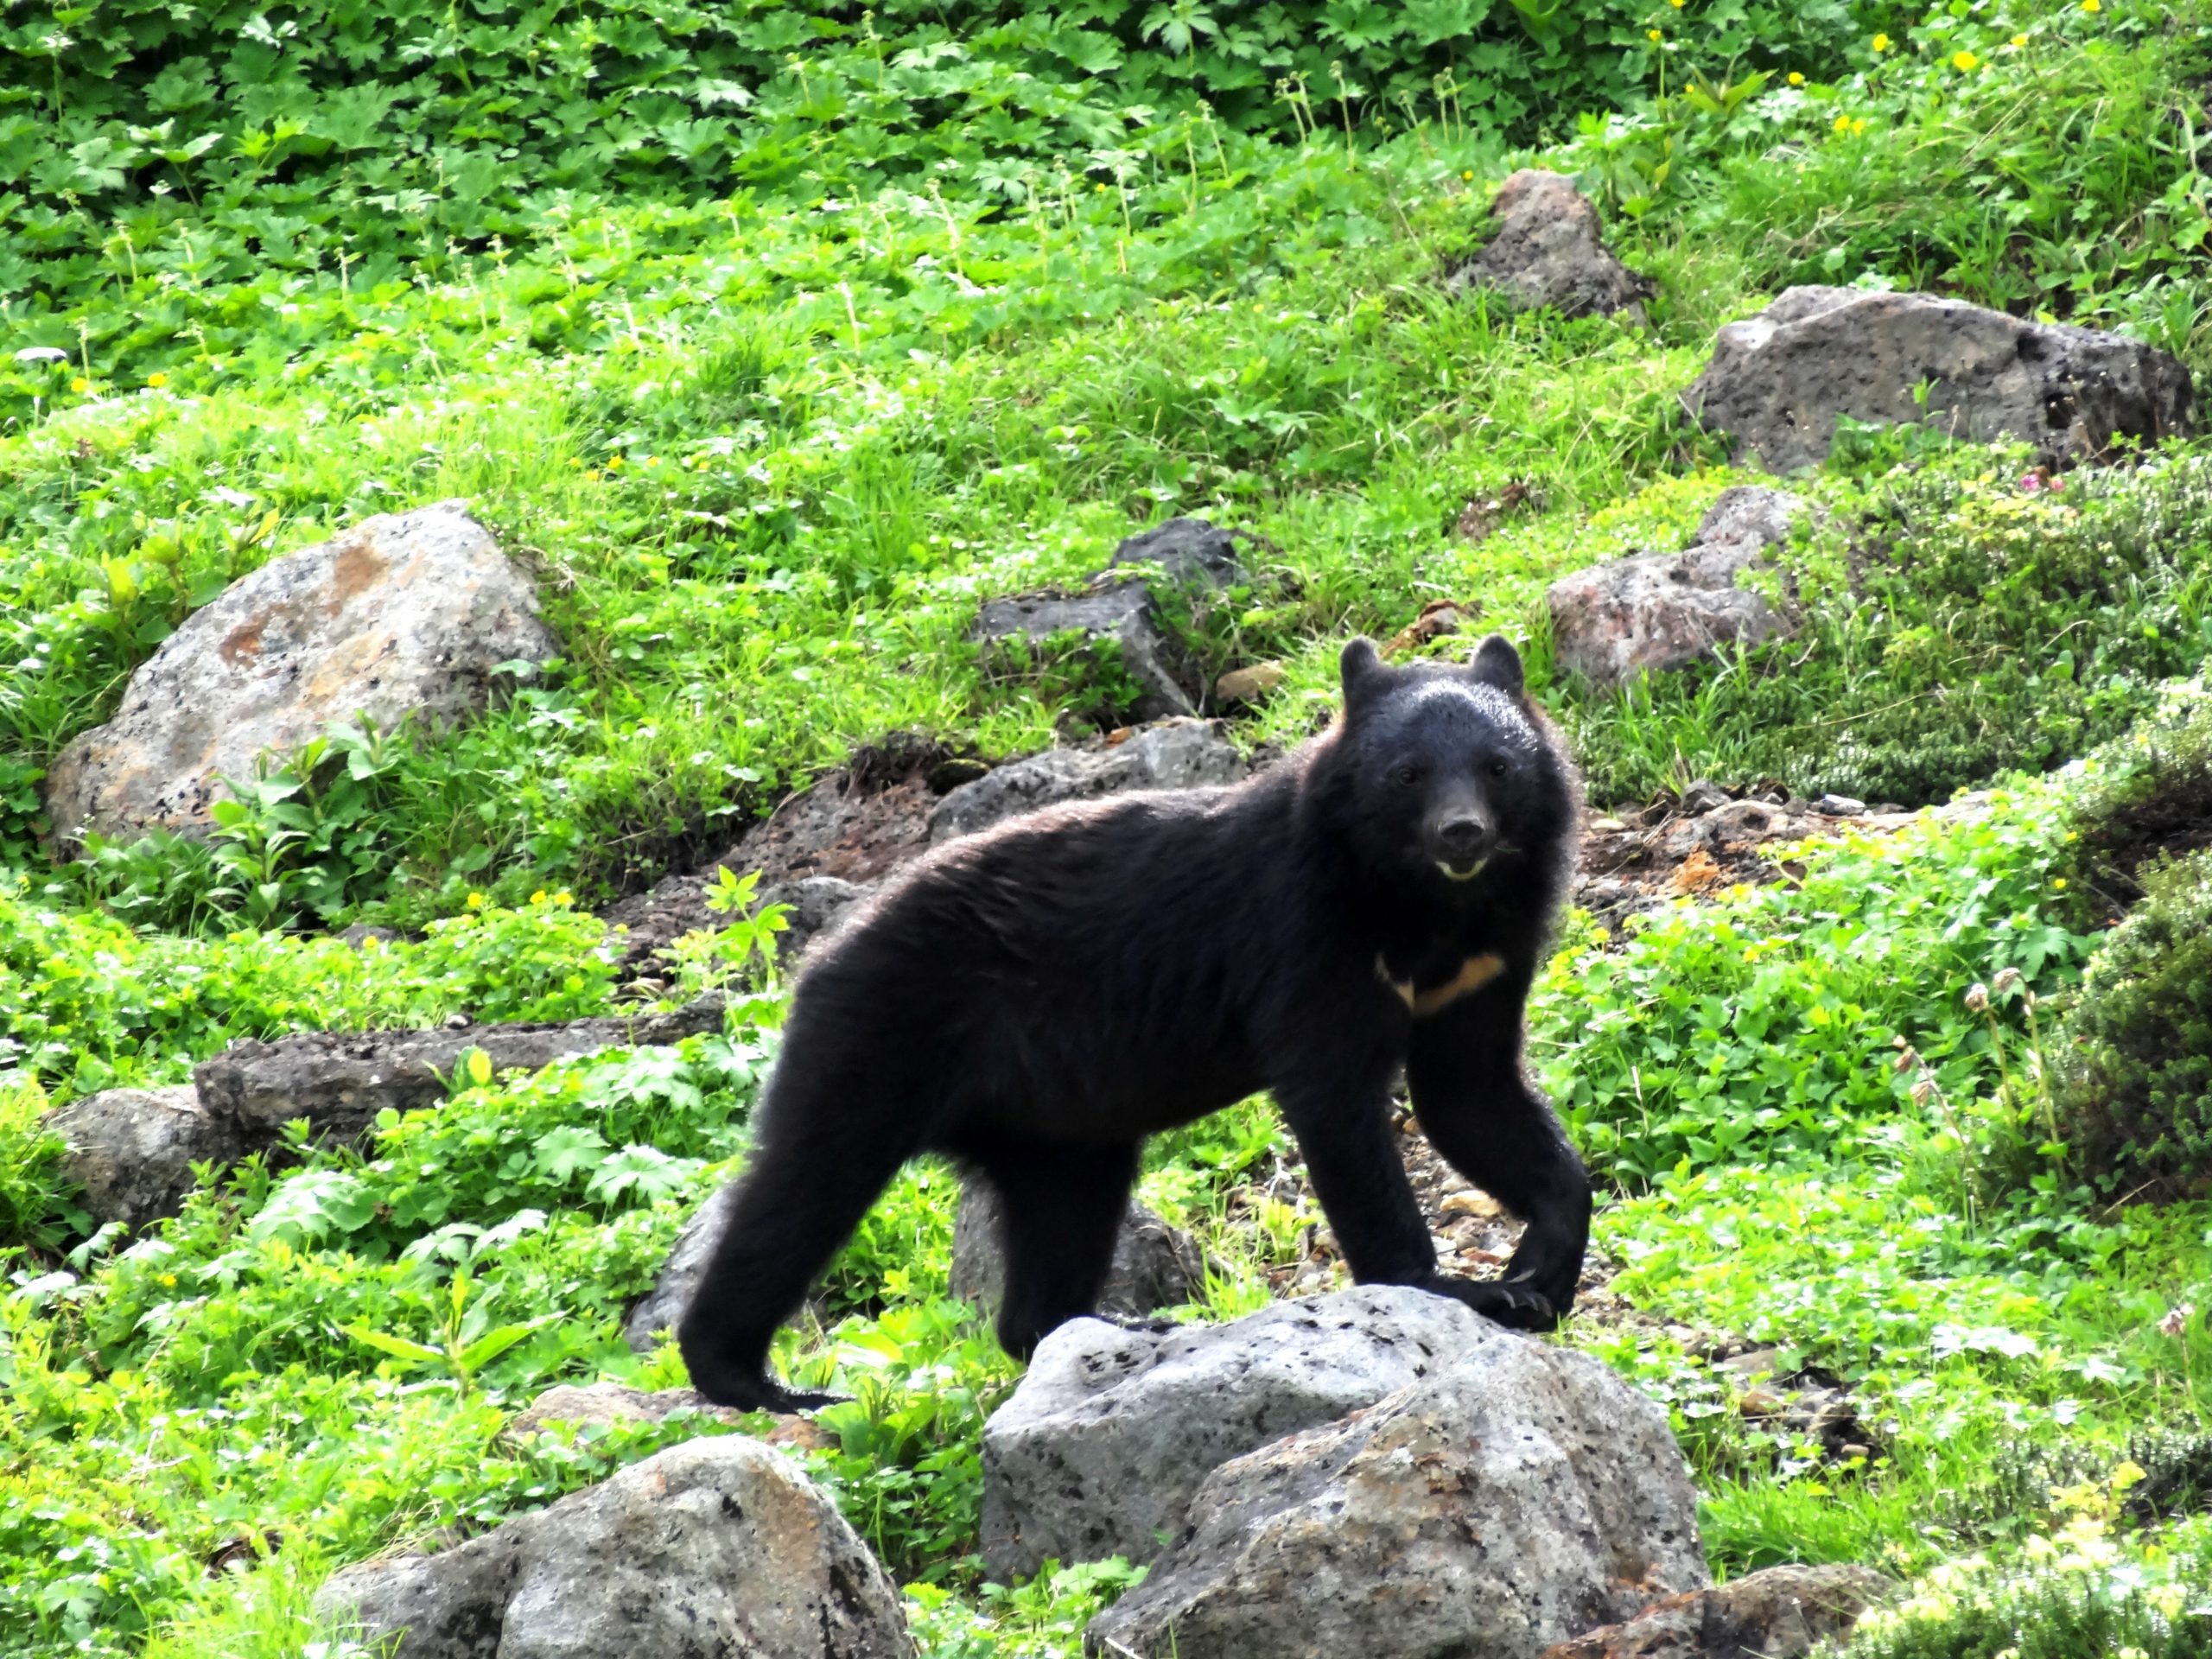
[8, 1, 2212, 1654]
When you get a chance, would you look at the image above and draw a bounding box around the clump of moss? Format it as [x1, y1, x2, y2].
[2050, 847, 2212, 1201]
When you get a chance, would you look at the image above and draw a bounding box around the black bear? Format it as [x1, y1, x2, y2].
[679, 633, 1589, 1411]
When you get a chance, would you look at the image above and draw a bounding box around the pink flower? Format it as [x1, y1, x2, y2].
[2162, 1305, 2193, 1338]
[2019, 473, 2043, 494]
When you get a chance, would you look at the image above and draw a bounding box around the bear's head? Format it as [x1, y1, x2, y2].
[1325, 634, 1577, 899]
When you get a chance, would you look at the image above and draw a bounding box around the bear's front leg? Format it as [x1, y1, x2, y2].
[1273, 1057, 1438, 1288]
[1404, 976, 1592, 1331]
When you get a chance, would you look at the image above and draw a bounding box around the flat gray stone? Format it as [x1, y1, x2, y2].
[194, 995, 728, 1141]
[929, 719, 1246, 842]
[1683, 285, 2196, 472]
[1540, 1562, 1896, 1659]
[47, 502, 556, 847]
[315, 1436, 912, 1659]
[981, 1285, 1480, 1581]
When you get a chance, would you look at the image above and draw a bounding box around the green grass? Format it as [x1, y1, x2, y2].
[10, 1, 2212, 1655]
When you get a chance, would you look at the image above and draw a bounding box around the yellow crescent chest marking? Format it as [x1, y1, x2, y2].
[1376, 952, 1507, 1017]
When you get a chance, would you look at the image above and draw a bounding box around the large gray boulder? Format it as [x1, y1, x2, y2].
[1539, 1562, 1895, 1659]
[44, 1085, 245, 1228]
[1546, 487, 1808, 689]
[929, 719, 1246, 842]
[194, 995, 727, 1141]
[1085, 1332, 1707, 1659]
[315, 1436, 912, 1659]
[981, 1286, 1478, 1580]
[1683, 286, 2196, 472]
[47, 502, 556, 847]
[950, 1182, 1205, 1320]
[972, 518, 1249, 722]
[1446, 170, 1651, 321]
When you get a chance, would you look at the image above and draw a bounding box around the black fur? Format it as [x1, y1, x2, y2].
[678, 634, 1590, 1411]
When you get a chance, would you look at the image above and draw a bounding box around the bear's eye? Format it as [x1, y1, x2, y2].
[1392, 763, 1425, 787]
[1487, 759, 1510, 778]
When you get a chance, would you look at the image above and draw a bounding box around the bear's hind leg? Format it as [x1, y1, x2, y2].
[970, 1135, 1140, 1360]
[677, 1115, 924, 1412]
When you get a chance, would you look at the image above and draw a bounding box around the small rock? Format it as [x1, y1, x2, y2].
[1538, 1562, 1896, 1659]
[1446, 169, 1653, 321]
[754, 874, 871, 958]
[981, 1285, 1500, 1582]
[315, 1436, 912, 1659]
[950, 1182, 1205, 1322]
[1814, 793, 1866, 817]
[1384, 599, 1475, 655]
[338, 924, 405, 948]
[1546, 487, 1809, 690]
[44, 1086, 246, 1228]
[1716, 1347, 1783, 1378]
[1676, 779, 1732, 817]
[1439, 1190, 1503, 1220]
[1214, 662, 1287, 703]
[502, 1382, 745, 1444]
[1738, 1385, 1786, 1418]
[1084, 1326, 1707, 1659]
[928, 719, 1245, 844]
[1106, 518, 1249, 589]
[47, 502, 556, 849]
[1683, 285, 2197, 472]
[623, 1185, 740, 1353]
[973, 518, 1249, 723]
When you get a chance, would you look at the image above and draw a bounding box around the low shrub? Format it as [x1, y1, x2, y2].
[2049, 849, 2212, 1201]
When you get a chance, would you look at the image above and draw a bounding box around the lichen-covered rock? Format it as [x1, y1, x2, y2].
[1682, 286, 2196, 472]
[1085, 1332, 1707, 1659]
[46, 502, 556, 848]
[1446, 170, 1651, 321]
[929, 720, 1246, 842]
[1546, 487, 1810, 689]
[981, 1286, 1477, 1581]
[193, 995, 727, 1141]
[499, 1381, 831, 1455]
[44, 1086, 245, 1227]
[315, 1437, 912, 1659]
[950, 1182, 1205, 1321]
[1538, 1563, 1896, 1659]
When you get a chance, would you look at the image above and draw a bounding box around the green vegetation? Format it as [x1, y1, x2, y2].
[8, 0, 2212, 1655]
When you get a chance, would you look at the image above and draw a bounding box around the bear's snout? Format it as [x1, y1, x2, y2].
[1431, 810, 1497, 878]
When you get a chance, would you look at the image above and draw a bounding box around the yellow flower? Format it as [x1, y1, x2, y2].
[1834, 112, 1852, 131]
[2012, 31, 2029, 45]
[70, 376, 89, 392]
[2054, 877, 2068, 890]
[1787, 70, 1804, 85]
[607, 454, 623, 468]
[1669, 0, 1684, 8]
[466, 891, 486, 910]
[584, 469, 601, 481]
[1872, 31, 1891, 50]
[1648, 27, 1662, 40]
[146, 372, 168, 388]
[531, 888, 549, 905]
[1951, 49, 1979, 69]
[1461, 169, 1473, 180]
[552, 890, 573, 906]
[1851, 117, 1868, 134]
[2082, 0, 2099, 11]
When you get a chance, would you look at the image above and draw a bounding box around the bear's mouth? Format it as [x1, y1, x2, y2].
[1437, 855, 1489, 881]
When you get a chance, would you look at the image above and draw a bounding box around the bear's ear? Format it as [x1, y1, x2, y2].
[1339, 638, 1385, 713]
[1468, 634, 1525, 698]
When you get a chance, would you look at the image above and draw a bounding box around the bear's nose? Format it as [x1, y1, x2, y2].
[1437, 817, 1493, 858]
